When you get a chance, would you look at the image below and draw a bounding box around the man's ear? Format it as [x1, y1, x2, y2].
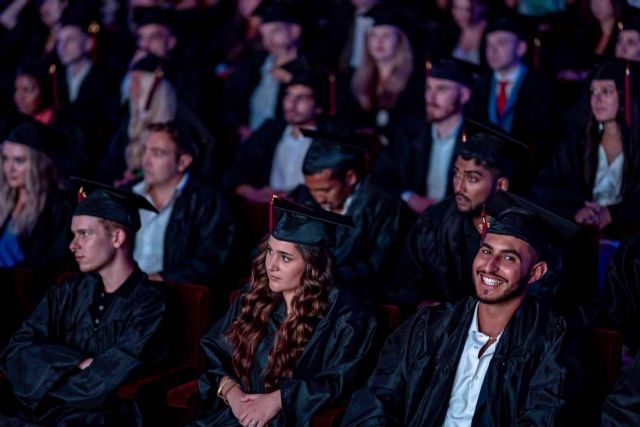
[495, 176, 509, 192]
[516, 40, 528, 58]
[177, 153, 193, 173]
[112, 228, 127, 249]
[459, 85, 472, 105]
[345, 169, 358, 187]
[527, 260, 548, 284]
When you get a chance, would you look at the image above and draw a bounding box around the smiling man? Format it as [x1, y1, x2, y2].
[388, 130, 515, 305]
[342, 191, 583, 427]
[0, 179, 170, 426]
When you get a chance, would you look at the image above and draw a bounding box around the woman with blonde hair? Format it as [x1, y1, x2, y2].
[0, 121, 73, 269]
[349, 6, 422, 141]
[194, 198, 378, 427]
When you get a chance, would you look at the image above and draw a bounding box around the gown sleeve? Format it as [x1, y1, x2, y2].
[45, 286, 168, 408]
[279, 308, 378, 426]
[601, 351, 640, 426]
[0, 284, 87, 409]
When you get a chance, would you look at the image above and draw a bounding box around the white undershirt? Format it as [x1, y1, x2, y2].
[426, 121, 461, 201]
[249, 55, 279, 131]
[66, 62, 92, 103]
[593, 144, 624, 206]
[493, 64, 524, 99]
[443, 303, 503, 427]
[269, 125, 312, 191]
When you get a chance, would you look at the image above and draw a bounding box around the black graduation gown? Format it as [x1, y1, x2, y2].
[289, 177, 403, 300]
[194, 286, 378, 427]
[601, 234, 640, 355]
[372, 120, 464, 199]
[601, 351, 640, 426]
[387, 196, 480, 306]
[341, 296, 582, 427]
[0, 267, 170, 426]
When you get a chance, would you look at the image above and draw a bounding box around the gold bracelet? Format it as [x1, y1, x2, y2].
[221, 382, 238, 405]
[217, 377, 234, 399]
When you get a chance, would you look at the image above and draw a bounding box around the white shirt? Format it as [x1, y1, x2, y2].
[133, 173, 189, 274]
[425, 121, 461, 201]
[349, 15, 373, 69]
[493, 64, 524, 99]
[66, 62, 92, 103]
[269, 126, 312, 191]
[593, 145, 624, 206]
[249, 55, 279, 131]
[443, 303, 503, 427]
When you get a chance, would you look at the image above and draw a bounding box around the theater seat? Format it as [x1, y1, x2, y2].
[591, 328, 622, 391]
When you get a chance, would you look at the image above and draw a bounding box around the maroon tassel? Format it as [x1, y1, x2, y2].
[77, 187, 87, 203]
[48, 64, 59, 109]
[425, 59, 432, 78]
[144, 67, 164, 111]
[269, 194, 277, 233]
[329, 73, 337, 116]
[625, 61, 631, 127]
[480, 204, 489, 242]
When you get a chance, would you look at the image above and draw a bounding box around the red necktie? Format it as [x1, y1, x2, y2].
[496, 80, 508, 117]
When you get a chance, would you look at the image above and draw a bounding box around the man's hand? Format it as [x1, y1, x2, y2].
[575, 202, 612, 230]
[78, 358, 94, 370]
[148, 273, 164, 281]
[238, 391, 282, 427]
[407, 194, 437, 214]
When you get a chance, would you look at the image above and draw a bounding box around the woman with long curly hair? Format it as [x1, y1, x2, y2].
[0, 121, 73, 269]
[532, 60, 640, 238]
[194, 199, 378, 427]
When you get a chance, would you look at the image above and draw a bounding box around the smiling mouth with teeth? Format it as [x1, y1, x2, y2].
[480, 274, 505, 287]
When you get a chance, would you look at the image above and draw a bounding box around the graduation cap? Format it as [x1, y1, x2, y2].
[365, 3, 412, 33]
[271, 196, 353, 246]
[619, 15, 640, 33]
[485, 16, 528, 41]
[281, 56, 334, 114]
[6, 121, 61, 157]
[301, 128, 369, 175]
[485, 191, 579, 256]
[72, 177, 158, 231]
[591, 58, 638, 126]
[59, 4, 99, 34]
[253, 1, 303, 25]
[427, 58, 476, 88]
[133, 6, 175, 32]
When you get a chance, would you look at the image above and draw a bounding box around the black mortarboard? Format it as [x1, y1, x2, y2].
[72, 178, 158, 231]
[428, 58, 475, 88]
[485, 192, 579, 256]
[6, 121, 60, 156]
[271, 197, 353, 246]
[485, 16, 528, 41]
[301, 128, 368, 175]
[620, 15, 640, 33]
[59, 4, 98, 34]
[253, 1, 303, 25]
[133, 6, 174, 31]
[365, 4, 411, 33]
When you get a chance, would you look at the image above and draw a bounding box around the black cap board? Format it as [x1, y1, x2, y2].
[428, 58, 475, 88]
[301, 128, 368, 175]
[133, 7, 174, 31]
[485, 16, 528, 41]
[365, 4, 411, 33]
[485, 191, 580, 256]
[72, 177, 158, 231]
[253, 1, 303, 25]
[271, 197, 353, 246]
[6, 121, 61, 156]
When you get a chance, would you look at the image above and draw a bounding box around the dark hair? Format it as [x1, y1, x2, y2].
[98, 218, 134, 250]
[146, 121, 196, 160]
[15, 63, 54, 111]
[225, 237, 333, 391]
[459, 154, 511, 180]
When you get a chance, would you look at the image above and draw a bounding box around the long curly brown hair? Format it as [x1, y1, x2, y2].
[225, 237, 333, 391]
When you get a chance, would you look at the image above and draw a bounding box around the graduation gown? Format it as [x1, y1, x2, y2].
[601, 351, 640, 426]
[341, 296, 582, 427]
[387, 196, 480, 306]
[372, 120, 465, 199]
[601, 234, 640, 355]
[289, 177, 403, 300]
[0, 267, 170, 426]
[195, 286, 378, 427]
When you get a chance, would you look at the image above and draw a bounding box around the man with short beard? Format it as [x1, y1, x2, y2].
[387, 131, 512, 305]
[342, 191, 583, 427]
[373, 58, 472, 215]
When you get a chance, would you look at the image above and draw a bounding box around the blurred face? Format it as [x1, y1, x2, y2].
[137, 24, 176, 59]
[265, 236, 305, 297]
[141, 131, 191, 188]
[69, 216, 119, 273]
[452, 156, 499, 215]
[616, 30, 640, 61]
[39, 0, 66, 28]
[367, 25, 401, 64]
[425, 76, 468, 122]
[14, 75, 42, 116]
[259, 21, 301, 52]
[485, 30, 525, 73]
[56, 26, 91, 66]
[283, 84, 317, 125]
[590, 0, 615, 23]
[451, 0, 473, 28]
[473, 233, 544, 305]
[237, 0, 261, 18]
[1, 142, 30, 190]
[590, 79, 619, 123]
[304, 169, 356, 213]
